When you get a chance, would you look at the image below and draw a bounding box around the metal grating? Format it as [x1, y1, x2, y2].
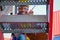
[0, 0, 49, 5]
[0, 22, 48, 33]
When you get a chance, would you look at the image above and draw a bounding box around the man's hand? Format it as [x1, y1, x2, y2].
[28, 10, 33, 15]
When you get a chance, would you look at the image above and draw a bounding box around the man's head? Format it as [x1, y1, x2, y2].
[18, 5, 28, 15]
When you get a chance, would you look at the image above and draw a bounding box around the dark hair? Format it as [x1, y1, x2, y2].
[0, 6, 3, 11]
[12, 33, 15, 36]
[10, 13, 13, 15]
[20, 5, 28, 7]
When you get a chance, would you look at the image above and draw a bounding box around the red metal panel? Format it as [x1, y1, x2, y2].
[0, 31, 4, 40]
[49, 0, 53, 40]
[53, 10, 60, 36]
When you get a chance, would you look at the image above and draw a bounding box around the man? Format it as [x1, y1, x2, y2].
[11, 33, 26, 40]
[17, 5, 33, 15]
[12, 5, 32, 40]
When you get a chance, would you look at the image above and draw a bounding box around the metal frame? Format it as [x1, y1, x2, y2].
[0, 0, 49, 34]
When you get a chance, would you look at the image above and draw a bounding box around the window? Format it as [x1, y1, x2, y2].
[29, 5, 46, 15]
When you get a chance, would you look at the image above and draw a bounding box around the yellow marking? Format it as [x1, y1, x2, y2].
[19, 0, 28, 2]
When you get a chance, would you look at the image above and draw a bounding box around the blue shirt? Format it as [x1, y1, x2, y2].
[53, 36, 60, 40]
[17, 34, 26, 40]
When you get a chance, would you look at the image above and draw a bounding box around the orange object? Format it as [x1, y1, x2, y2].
[26, 36, 30, 40]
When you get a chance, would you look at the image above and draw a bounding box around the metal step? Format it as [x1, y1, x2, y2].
[0, 15, 48, 22]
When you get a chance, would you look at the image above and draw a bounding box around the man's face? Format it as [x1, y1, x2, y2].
[18, 6, 28, 15]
